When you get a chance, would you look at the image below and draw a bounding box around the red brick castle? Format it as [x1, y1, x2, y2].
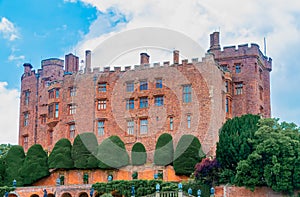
[19, 32, 272, 158]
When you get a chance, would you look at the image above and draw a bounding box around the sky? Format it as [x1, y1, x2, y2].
[0, 0, 299, 144]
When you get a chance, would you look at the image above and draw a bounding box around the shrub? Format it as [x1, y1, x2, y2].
[98, 136, 129, 169]
[173, 135, 205, 176]
[154, 133, 174, 166]
[131, 143, 147, 166]
[71, 133, 98, 169]
[48, 138, 74, 169]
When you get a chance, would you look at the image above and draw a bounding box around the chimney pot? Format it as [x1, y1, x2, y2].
[173, 50, 179, 64]
[140, 53, 150, 65]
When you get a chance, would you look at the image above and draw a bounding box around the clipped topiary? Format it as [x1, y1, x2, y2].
[131, 142, 147, 166]
[173, 134, 205, 176]
[4, 145, 25, 186]
[154, 133, 174, 166]
[97, 136, 129, 169]
[48, 138, 74, 169]
[71, 133, 98, 169]
[19, 144, 49, 185]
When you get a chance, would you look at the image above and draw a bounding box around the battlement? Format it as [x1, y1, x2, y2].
[41, 58, 64, 68]
[86, 52, 215, 74]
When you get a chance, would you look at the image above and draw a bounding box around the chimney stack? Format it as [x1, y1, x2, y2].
[23, 63, 33, 73]
[85, 50, 92, 73]
[140, 53, 150, 65]
[173, 50, 179, 64]
[209, 32, 221, 50]
[65, 53, 79, 73]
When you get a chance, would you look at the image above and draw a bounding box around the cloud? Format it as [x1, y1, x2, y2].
[0, 17, 20, 41]
[8, 54, 25, 61]
[0, 82, 20, 144]
[71, 0, 300, 125]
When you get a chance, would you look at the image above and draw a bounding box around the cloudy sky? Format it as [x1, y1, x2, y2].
[0, 0, 299, 144]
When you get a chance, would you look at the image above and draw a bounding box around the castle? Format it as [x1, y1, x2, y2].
[19, 32, 272, 158]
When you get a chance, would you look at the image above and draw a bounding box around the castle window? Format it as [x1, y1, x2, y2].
[98, 83, 107, 92]
[183, 85, 192, 103]
[259, 68, 263, 80]
[49, 89, 55, 99]
[235, 64, 241, 73]
[69, 104, 76, 115]
[225, 81, 229, 93]
[126, 98, 134, 110]
[139, 97, 148, 108]
[127, 120, 134, 135]
[156, 78, 162, 88]
[154, 95, 164, 106]
[55, 88, 60, 98]
[69, 124, 75, 138]
[187, 115, 191, 129]
[126, 82, 134, 92]
[48, 130, 53, 145]
[23, 135, 28, 149]
[24, 112, 29, 126]
[98, 99, 107, 110]
[70, 87, 76, 97]
[40, 114, 46, 124]
[170, 117, 174, 131]
[235, 82, 243, 95]
[221, 64, 228, 71]
[55, 103, 59, 118]
[225, 97, 229, 113]
[140, 119, 148, 134]
[24, 90, 30, 105]
[259, 86, 263, 100]
[97, 120, 105, 136]
[140, 80, 148, 91]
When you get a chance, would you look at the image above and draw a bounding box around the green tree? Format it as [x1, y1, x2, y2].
[131, 143, 147, 166]
[154, 133, 174, 166]
[48, 138, 74, 169]
[234, 118, 300, 193]
[4, 145, 25, 186]
[216, 114, 260, 183]
[173, 134, 205, 176]
[71, 133, 98, 169]
[19, 144, 49, 185]
[98, 136, 129, 169]
[0, 144, 12, 159]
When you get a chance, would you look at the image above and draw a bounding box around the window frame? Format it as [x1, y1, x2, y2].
[98, 99, 107, 110]
[154, 95, 164, 106]
[126, 81, 134, 92]
[127, 120, 134, 135]
[98, 83, 107, 92]
[140, 119, 148, 134]
[97, 120, 105, 136]
[139, 97, 148, 108]
[155, 78, 163, 89]
[183, 85, 192, 103]
[126, 98, 134, 110]
[139, 80, 148, 91]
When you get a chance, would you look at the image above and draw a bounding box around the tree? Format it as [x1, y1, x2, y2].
[173, 135, 205, 176]
[0, 144, 12, 159]
[154, 133, 174, 166]
[71, 133, 98, 169]
[131, 143, 147, 166]
[98, 136, 129, 169]
[4, 145, 25, 186]
[48, 138, 74, 169]
[194, 158, 221, 186]
[216, 114, 260, 183]
[19, 144, 49, 185]
[234, 118, 300, 193]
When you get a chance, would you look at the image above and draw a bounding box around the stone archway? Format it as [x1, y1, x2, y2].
[48, 194, 55, 197]
[30, 195, 39, 197]
[78, 192, 88, 197]
[61, 193, 72, 197]
[8, 194, 18, 197]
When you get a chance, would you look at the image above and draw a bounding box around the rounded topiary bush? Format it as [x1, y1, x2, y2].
[131, 142, 147, 166]
[154, 133, 174, 166]
[48, 138, 74, 169]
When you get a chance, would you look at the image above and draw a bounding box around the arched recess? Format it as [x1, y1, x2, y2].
[94, 192, 101, 197]
[61, 193, 72, 197]
[48, 194, 55, 197]
[78, 192, 88, 197]
[8, 193, 18, 197]
[30, 195, 39, 197]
